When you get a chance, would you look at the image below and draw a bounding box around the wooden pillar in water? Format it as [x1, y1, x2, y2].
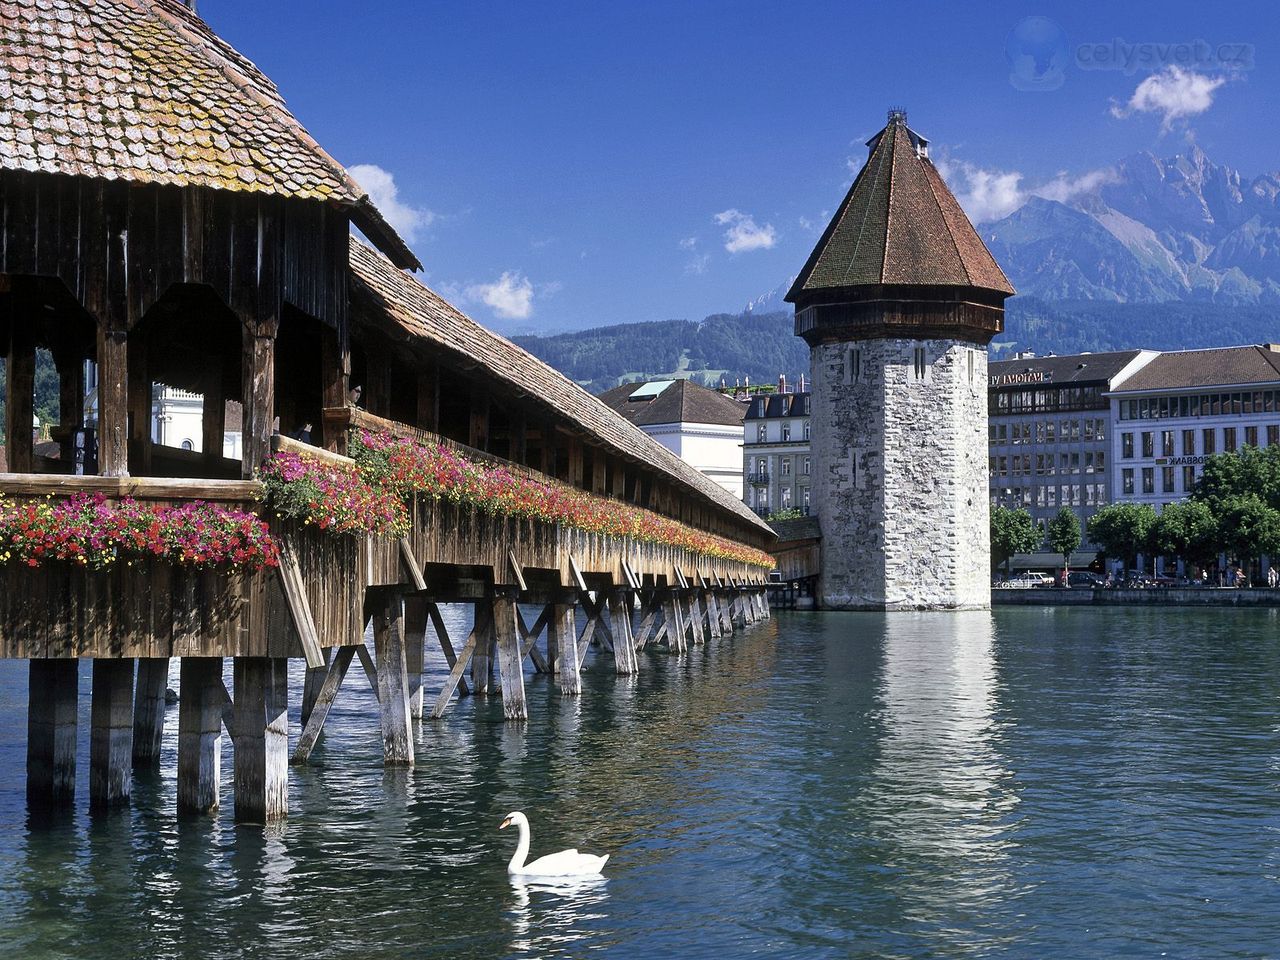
[607, 591, 638, 674]
[663, 591, 687, 654]
[373, 594, 414, 765]
[550, 602, 580, 696]
[27, 659, 78, 808]
[471, 600, 494, 695]
[687, 591, 705, 646]
[232, 656, 289, 822]
[132, 657, 169, 770]
[704, 589, 723, 640]
[177, 657, 223, 815]
[493, 591, 527, 721]
[89, 658, 135, 810]
[404, 597, 427, 721]
[301, 649, 329, 729]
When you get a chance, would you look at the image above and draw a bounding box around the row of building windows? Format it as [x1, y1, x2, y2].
[754, 487, 811, 510]
[1120, 424, 1280, 459]
[845, 347, 980, 385]
[990, 451, 1106, 478]
[990, 418, 1108, 445]
[992, 482, 1108, 508]
[753, 457, 811, 477]
[1118, 390, 1280, 421]
[754, 421, 811, 443]
[1121, 465, 1198, 495]
[990, 385, 1106, 415]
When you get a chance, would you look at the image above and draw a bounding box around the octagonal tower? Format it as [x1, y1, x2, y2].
[787, 110, 1015, 610]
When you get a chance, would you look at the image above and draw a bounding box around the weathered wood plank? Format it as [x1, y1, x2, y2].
[26, 659, 78, 808]
[493, 594, 526, 721]
[231, 656, 289, 823]
[291, 645, 356, 765]
[132, 657, 169, 770]
[90, 658, 135, 810]
[373, 596, 413, 765]
[177, 656, 223, 815]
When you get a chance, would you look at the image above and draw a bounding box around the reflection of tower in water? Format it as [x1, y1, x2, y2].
[863, 613, 1023, 939]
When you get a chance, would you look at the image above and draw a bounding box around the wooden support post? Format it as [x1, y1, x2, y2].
[89, 658, 135, 810]
[429, 604, 489, 718]
[470, 600, 494, 695]
[687, 592, 706, 646]
[202, 360, 225, 463]
[607, 591, 638, 674]
[132, 657, 169, 770]
[177, 657, 224, 815]
[550, 603, 580, 696]
[517, 606, 552, 673]
[241, 328, 275, 480]
[320, 329, 348, 453]
[126, 334, 151, 475]
[405, 597, 427, 721]
[292, 646, 357, 764]
[232, 657, 289, 823]
[54, 350, 86, 467]
[427, 603, 469, 697]
[704, 588, 722, 640]
[373, 595, 413, 765]
[96, 326, 129, 476]
[633, 596, 659, 650]
[5, 324, 35, 474]
[301, 649, 329, 729]
[26, 659, 78, 808]
[662, 592, 687, 654]
[493, 591, 527, 721]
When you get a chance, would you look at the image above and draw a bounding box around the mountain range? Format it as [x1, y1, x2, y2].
[982, 144, 1280, 305]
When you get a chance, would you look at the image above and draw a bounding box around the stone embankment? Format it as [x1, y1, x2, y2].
[994, 588, 1280, 607]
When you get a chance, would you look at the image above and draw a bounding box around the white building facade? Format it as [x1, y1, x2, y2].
[742, 389, 811, 517]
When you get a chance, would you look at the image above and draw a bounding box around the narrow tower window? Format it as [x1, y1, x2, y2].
[851, 348, 862, 383]
[913, 347, 927, 380]
[967, 349, 975, 384]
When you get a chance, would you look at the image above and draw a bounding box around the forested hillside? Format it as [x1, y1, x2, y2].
[512, 310, 809, 392]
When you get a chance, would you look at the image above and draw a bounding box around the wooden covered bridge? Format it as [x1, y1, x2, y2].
[0, 0, 773, 822]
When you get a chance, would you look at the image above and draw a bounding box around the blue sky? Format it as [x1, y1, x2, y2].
[204, 1, 1279, 333]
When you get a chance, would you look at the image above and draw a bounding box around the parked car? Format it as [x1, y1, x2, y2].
[1067, 571, 1105, 588]
[1002, 572, 1055, 589]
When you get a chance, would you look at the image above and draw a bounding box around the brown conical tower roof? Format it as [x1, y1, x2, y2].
[787, 111, 1014, 301]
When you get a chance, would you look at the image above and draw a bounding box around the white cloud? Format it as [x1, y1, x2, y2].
[685, 253, 710, 276]
[714, 209, 778, 253]
[1110, 67, 1227, 131]
[348, 164, 436, 243]
[936, 157, 1115, 224]
[466, 272, 535, 320]
[679, 236, 698, 250]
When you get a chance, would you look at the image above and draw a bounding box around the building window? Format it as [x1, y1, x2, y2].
[781, 458, 792, 477]
[1141, 432, 1153, 457]
[1162, 466, 1175, 493]
[1122, 468, 1134, 495]
[781, 487, 792, 509]
[1225, 427, 1237, 452]
[180, 439, 194, 451]
[757, 424, 766, 443]
[913, 347, 927, 380]
[1097, 452, 1105, 472]
[1270, 425, 1280, 447]
[803, 420, 811, 441]
[1142, 467, 1154, 494]
[850, 348, 862, 384]
[756, 489, 768, 509]
[1122, 433, 1134, 458]
[1161, 430, 1174, 457]
[1182, 429, 1195, 456]
[1183, 465, 1196, 491]
[802, 456, 811, 475]
[1095, 418, 1106, 441]
[802, 487, 810, 510]
[1246, 425, 1258, 448]
[1203, 428, 1216, 454]
[782, 424, 791, 442]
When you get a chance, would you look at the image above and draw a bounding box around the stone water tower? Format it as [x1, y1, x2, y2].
[786, 110, 1015, 610]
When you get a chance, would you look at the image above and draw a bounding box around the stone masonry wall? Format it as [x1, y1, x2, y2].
[811, 337, 990, 610]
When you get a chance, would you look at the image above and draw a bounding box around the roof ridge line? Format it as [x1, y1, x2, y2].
[841, 130, 892, 287]
[877, 126, 899, 284]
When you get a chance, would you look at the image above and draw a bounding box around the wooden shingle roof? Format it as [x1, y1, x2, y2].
[0, 0, 419, 269]
[348, 239, 772, 538]
[787, 113, 1013, 300]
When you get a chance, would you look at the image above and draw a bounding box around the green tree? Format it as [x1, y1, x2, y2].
[1215, 494, 1280, 585]
[1088, 502, 1158, 574]
[1152, 500, 1220, 573]
[1046, 507, 1082, 582]
[1193, 445, 1280, 512]
[990, 505, 1041, 576]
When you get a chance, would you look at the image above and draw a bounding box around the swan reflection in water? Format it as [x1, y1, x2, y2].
[505, 874, 611, 955]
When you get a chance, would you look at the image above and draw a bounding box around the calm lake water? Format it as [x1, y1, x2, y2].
[0, 607, 1278, 959]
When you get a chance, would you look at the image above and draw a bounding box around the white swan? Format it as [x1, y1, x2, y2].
[499, 811, 609, 877]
